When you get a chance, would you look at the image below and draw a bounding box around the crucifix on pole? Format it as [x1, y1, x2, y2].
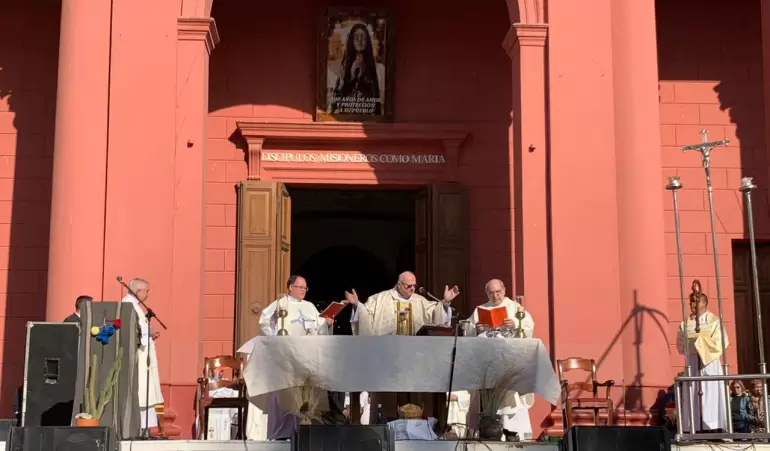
[680, 128, 733, 433]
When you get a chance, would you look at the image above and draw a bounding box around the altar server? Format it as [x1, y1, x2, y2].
[676, 281, 728, 432]
[259, 275, 333, 440]
[121, 278, 163, 432]
[463, 279, 535, 441]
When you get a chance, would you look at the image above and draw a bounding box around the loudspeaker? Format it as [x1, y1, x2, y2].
[22, 323, 81, 427]
[292, 424, 395, 451]
[7, 426, 115, 451]
[562, 426, 670, 451]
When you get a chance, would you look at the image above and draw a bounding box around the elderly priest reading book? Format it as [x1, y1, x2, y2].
[460, 279, 535, 441]
[345, 271, 459, 423]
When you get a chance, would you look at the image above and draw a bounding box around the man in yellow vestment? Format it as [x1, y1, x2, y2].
[345, 271, 459, 422]
[676, 285, 728, 432]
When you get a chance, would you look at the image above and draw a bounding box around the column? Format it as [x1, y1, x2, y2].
[504, 23, 551, 432]
[611, 0, 671, 405]
[168, 16, 219, 435]
[46, 0, 111, 320]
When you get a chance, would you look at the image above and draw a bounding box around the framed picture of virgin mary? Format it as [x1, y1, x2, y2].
[316, 7, 394, 122]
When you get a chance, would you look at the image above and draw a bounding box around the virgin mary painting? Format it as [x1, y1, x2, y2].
[326, 20, 386, 117]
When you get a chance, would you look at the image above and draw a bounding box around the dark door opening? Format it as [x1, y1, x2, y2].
[732, 241, 770, 373]
[289, 186, 417, 335]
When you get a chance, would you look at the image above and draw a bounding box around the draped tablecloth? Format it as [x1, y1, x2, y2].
[242, 336, 560, 405]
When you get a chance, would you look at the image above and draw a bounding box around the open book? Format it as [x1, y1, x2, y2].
[477, 305, 508, 328]
[319, 301, 349, 320]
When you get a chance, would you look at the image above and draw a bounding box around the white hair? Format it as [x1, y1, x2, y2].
[129, 278, 149, 292]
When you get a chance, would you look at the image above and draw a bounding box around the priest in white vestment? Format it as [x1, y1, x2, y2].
[259, 275, 333, 440]
[676, 286, 729, 432]
[121, 278, 164, 432]
[462, 279, 536, 441]
[447, 391, 471, 437]
[346, 271, 458, 422]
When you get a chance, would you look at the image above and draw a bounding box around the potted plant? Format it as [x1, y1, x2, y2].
[477, 367, 520, 441]
[76, 347, 123, 427]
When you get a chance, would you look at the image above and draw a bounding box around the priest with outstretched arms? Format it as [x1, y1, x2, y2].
[461, 279, 535, 441]
[676, 280, 728, 433]
[345, 271, 459, 422]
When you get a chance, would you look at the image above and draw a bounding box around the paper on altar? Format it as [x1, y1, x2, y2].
[243, 336, 560, 405]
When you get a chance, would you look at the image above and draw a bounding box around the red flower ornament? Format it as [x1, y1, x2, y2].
[113, 319, 122, 329]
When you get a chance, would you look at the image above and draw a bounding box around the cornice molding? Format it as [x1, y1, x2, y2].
[236, 121, 469, 181]
[177, 17, 220, 54]
[503, 23, 548, 57]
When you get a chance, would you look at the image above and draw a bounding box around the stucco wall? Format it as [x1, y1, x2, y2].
[0, 0, 59, 414]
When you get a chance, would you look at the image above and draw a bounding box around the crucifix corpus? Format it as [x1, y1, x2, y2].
[680, 129, 730, 171]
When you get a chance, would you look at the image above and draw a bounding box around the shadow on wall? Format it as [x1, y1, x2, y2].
[0, 0, 61, 416]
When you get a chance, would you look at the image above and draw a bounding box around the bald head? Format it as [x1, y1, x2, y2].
[485, 279, 506, 305]
[396, 271, 417, 298]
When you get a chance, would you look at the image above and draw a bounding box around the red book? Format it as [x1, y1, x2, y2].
[319, 301, 349, 320]
[477, 306, 507, 328]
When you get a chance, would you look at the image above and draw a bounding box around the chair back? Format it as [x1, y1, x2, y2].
[557, 357, 599, 399]
[202, 355, 245, 392]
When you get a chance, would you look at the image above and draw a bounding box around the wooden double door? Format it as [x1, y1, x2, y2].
[234, 181, 469, 348]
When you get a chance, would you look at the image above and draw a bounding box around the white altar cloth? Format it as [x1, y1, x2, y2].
[243, 336, 560, 405]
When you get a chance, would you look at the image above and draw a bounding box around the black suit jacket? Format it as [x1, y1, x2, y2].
[63, 313, 79, 323]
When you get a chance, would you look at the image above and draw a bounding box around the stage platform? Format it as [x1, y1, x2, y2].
[0, 439, 766, 450]
[109, 440, 770, 451]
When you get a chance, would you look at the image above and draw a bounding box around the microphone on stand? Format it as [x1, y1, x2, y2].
[418, 287, 447, 304]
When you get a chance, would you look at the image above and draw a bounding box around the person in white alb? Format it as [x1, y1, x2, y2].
[462, 279, 535, 441]
[258, 275, 333, 440]
[121, 278, 163, 432]
[676, 280, 728, 432]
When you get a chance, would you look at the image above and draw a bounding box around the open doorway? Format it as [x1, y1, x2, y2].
[288, 186, 418, 335]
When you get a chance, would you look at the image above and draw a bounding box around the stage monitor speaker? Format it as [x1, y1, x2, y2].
[22, 323, 80, 427]
[292, 424, 395, 451]
[562, 426, 670, 451]
[7, 426, 115, 451]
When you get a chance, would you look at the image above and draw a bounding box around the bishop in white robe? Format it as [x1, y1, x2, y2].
[121, 278, 164, 432]
[346, 271, 458, 422]
[258, 276, 333, 440]
[461, 279, 536, 441]
[676, 289, 729, 432]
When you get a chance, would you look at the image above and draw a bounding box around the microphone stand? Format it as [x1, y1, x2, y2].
[443, 316, 466, 436]
[117, 276, 168, 440]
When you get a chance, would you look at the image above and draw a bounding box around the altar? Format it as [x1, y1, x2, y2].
[242, 336, 560, 405]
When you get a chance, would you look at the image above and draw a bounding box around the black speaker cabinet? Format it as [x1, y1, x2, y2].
[7, 426, 115, 451]
[292, 424, 395, 451]
[563, 426, 670, 451]
[22, 323, 80, 427]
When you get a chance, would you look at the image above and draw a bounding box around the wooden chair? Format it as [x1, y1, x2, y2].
[196, 355, 249, 440]
[557, 357, 615, 428]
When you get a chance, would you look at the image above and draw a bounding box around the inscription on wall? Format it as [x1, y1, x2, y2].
[261, 152, 446, 164]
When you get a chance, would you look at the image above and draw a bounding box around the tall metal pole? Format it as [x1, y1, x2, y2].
[681, 129, 732, 433]
[666, 176, 697, 432]
[739, 176, 770, 432]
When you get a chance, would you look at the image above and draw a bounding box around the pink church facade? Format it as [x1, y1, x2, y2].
[0, 0, 768, 438]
